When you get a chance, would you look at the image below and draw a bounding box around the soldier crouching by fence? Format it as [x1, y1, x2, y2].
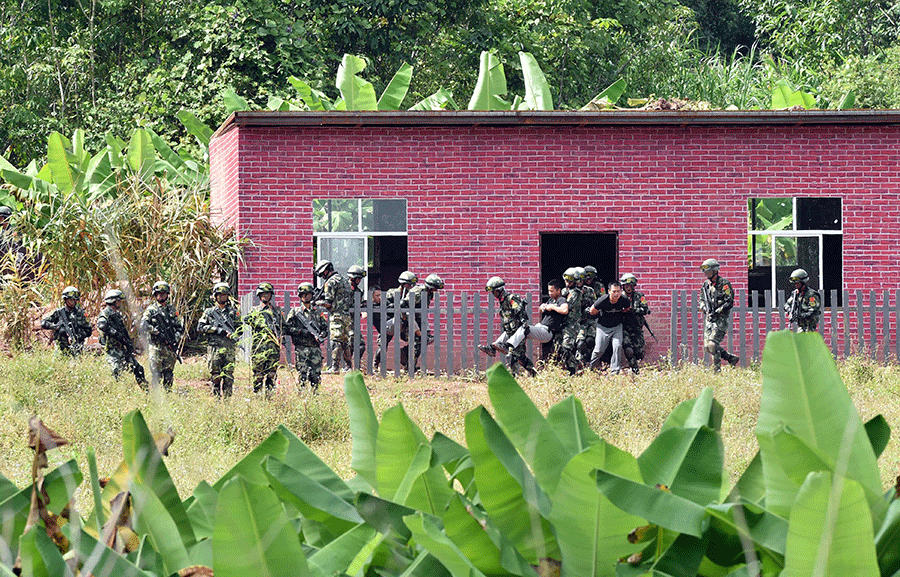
[197, 282, 242, 397]
[784, 268, 821, 333]
[285, 282, 328, 391]
[42, 286, 92, 356]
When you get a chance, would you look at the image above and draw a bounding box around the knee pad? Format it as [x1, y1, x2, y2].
[705, 342, 718, 355]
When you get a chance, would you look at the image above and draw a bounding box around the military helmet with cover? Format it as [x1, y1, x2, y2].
[424, 274, 444, 290]
[314, 260, 334, 277]
[700, 258, 720, 272]
[104, 289, 125, 303]
[398, 271, 417, 285]
[619, 273, 638, 286]
[61, 286, 80, 301]
[573, 267, 586, 281]
[152, 281, 171, 295]
[485, 276, 505, 292]
[563, 267, 579, 283]
[256, 282, 274, 296]
[584, 266, 597, 280]
[347, 265, 367, 279]
[0, 206, 12, 218]
[297, 282, 315, 296]
[212, 282, 230, 296]
[790, 268, 810, 283]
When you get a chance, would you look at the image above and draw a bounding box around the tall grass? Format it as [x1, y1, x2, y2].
[1, 349, 898, 505]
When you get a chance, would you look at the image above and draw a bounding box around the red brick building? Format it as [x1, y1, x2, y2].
[209, 110, 900, 361]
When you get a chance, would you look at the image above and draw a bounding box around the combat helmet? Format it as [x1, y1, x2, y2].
[700, 258, 720, 272]
[424, 274, 444, 290]
[347, 265, 367, 279]
[485, 276, 505, 292]
[584, 266, 597, 280]
[573, 267, 586, 282]
[212, 282, 230, 296]
[256, 282, 274, 296]
[61, 286, 80, 301]
[619, 273, 638, 286]
[563, 267, 579, 283]
[0, 206, 12, 218]
[297, 282, 315, 296]
[152, 281, 171, 294]
[314, 260, 334, 277]
[398, 271, 418, 285]
[104, 289, 125, 303]
[790, 269, 810, 283]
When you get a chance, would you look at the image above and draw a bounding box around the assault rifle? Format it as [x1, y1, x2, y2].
[105, 313, 138, 356]
[701, 284, 717, 318]
[293, 306, 324, 344]
[207, 307, 236, 338]
[53, 308, 78, 345]
[642, 317, 658, 342]
[787, 289, 801, 325]
[149, 308, 183, 363]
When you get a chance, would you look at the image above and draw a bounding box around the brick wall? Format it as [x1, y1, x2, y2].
[210, 116, 900, 360]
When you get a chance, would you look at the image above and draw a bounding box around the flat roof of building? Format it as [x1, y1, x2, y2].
[213, 109, 900, 139]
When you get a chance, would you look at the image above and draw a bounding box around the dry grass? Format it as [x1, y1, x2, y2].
[0, 348, 899, 515]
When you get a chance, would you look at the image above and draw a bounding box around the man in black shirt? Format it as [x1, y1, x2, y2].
[588, 281, 630, 374]
[504, 279, 568, 355]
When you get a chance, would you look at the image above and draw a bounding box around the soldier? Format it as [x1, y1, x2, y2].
[699, 258, 739, 371]
[285, 282, 328, 391]
[783, 268, 821, 332]
[197, 282, 242, 397]
[314, 260, 352, 373]
[405, 273, 444, 370]
[41, 286, 92, 356]
[347, 265, 367, 366]
[140, 281, 183, 391]
[558, 267, 583, 375]
[376, 271, 419, 370]
[244, 282, 284, 395]
[97, 289, 147, 387]
[477, 276, 536, 377]
[577, 266, 597, 365]
[620, 273, 651, 374]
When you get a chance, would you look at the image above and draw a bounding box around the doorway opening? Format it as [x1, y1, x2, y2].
[540, 232, 618, 296]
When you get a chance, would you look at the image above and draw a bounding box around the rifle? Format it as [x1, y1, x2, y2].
[54, 308, 77, 345]
[208, 307, 236, 337]
[702, 283, 717, 318]
[293, 306, 324, 344]
[642, 316, 658, 342]
[105, 311, 138, 356]
[150, 308, 183, 363]
[787, 289, 801, 325]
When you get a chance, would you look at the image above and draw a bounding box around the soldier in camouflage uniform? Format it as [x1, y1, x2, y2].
[783, 268, 821, 333]
[376, 271, 419, 370]
[576, 267, 597, 365]
[197, 282, 242, 397]
[42, 286, 93, 356]
[245, 282, 284, 395]
[315, 260, 353, 373]
[139, 281, 183, 391]
[97, 289, 147, 388]
[347, 265, 367, 365]
[700, 258, 739, 371]
[285, 282, 328, 391]
[620, 273, 651, 374]
[558, 267, 583, 375]
[478, 276, 537, 377]
[405, 273, 444, 370]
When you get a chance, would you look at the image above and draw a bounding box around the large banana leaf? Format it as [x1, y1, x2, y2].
[287, 76, 333, 111]
[121, 411, 195, 547]
[876, 498, 900, 576]
[18, 525, 73, 577]
[431, 432, 474, 494]
[277, 424, 356, 501]
[771, 79, 816, 109]
[465, 406, 559, 562]
[409, 88, 458, 110]
[468, 51, 509, 110]
[638, 425, 723, 506]
[661, 387, 723, 432]
[222, 88, 250, 115]
[63, 522, 155, 577]
[129, 482, 193, 575]
[308, 523, 378, 577]
[487, 363, 569, 494]
[546, 395, 600, 456]
[127, 129, 155, 183]
[213, 476, 309, 577]
[185, 481, 218, 541]
[211, 428, 289, 490]
[782, 472, 878, 576]
[756, 331, 884, 521]
[355, 493, 415, 540]
[345, 372, 379, 487]
[46, 132, 76, 195]
[618, 532, 710, 577]
[176, 110, 213, 146]
[706, 502, 787, 558]
[439, 494, 513, 575]
[376, 404, 453, 515]
[518, 52, 552, 110]
[336, 54, 378, 111]
[404, 512, 489, 577]
[377, 63, 413, 110]
[548, 441, 643, 577]
[864, 414, 891, 459]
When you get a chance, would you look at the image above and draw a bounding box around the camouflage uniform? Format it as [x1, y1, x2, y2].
[622, 290, 650, 371]
[348, 283, 366, 364]
[560, 285, 582, 374]
[245, 302, 284, 394]
[321, 272, 352, 371]
[140, 301, 183, 391]
[97, 305, 147, 387]
[377, 286, 417, 369]
[494, 290, 535, 376]
[784, 286, 821, 332]
[285, 303, 327, 390]
[577, 283, 597, 364]
[197, 303, 242, 397]
[700, 275, 738, 369]
[42, 305, 92, 356]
